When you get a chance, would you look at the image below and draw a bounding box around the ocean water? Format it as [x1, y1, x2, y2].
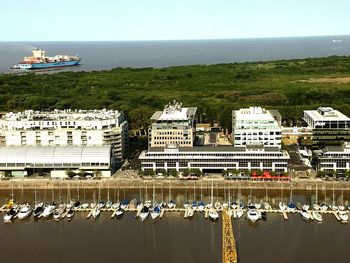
[0, 35, 350, 73]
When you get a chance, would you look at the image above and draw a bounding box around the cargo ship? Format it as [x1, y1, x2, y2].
[12, 48, 81, 70]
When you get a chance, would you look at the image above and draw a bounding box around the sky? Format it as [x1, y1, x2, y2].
[1, 0, 349, 41]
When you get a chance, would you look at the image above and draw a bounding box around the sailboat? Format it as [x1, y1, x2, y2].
[33, 186, 44, 217]
[264, 187, 271, 210]
[313, 185, 320, 210]
[139, 206, 149, 221]
[106, 185, 113, 209]
[150, 182, 161, 220]
[287, 187, 296, 212]
[320, 188, 328, 212]
[214, 184, 221, 210]
[167, 186, 176, 209]
[208, 181, 219, 221]
[338, 189, 345, 211]
[198, 182, 205, 212]
[236, 186, 244, 219]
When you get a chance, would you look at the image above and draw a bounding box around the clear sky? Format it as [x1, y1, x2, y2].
[1, 0, 349, 41]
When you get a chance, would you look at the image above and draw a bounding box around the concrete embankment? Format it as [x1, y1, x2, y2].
[1, 178, 350, 191]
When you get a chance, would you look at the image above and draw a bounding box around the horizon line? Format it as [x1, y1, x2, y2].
[1, 34, 349, 42]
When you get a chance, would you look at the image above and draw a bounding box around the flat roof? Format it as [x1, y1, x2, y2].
[148, 145, 282, 153]
[0, 145, 112, 164]
[151, 107, 197, 121]
[304, 108, 350, 121]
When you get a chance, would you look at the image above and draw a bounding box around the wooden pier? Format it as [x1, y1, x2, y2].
[222, 209, 238, 263]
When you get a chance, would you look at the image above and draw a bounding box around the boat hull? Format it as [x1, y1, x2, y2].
[16, 60, 81, 70]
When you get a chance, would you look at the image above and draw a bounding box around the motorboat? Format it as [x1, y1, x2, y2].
[300, 210, 311, 221]
[208, 208, 219, 221]
[247, 208, 261, 223]
[312, 211, 322, 222]
[120, 200, 129, 211]
[167, 200, 176, 209]
[150, 206, 161, 220]
[33, 203, 44, 217]
[222, 202, 229, 209]
[4, 207, 18, 223]
[66, 208, 74, 221]
[160, 202, 167, 209]
[42, 202, 56, 218]
[338, 211, 349, 223]
[17, 203, 32, 220]
[90, 202, 96, 209]
[198, 201, 205, 212]
[91, 207, 101, 219]
[139, 206, 149, 222]
[279, 202, 287, 211]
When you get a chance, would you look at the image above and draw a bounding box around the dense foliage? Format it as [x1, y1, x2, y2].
[1, 56, 350, 131]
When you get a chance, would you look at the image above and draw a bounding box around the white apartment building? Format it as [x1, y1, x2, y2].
[303, 107, 350, 130]
[232, 107, 282, 148]
[149, 101, 197, 148]
[0, 109, 128, 161]
[140, 145, 290, 173]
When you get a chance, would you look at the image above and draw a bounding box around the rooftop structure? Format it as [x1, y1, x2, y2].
[149, 101, 197, 148]
[232, 107, 282, 148]
[0, 109, 128, 161]
[303, 107, 350, 129]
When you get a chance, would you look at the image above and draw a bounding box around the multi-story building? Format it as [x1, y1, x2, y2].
[303, 107, 350, 147]
[0, 109, 128, 161]
[140, 145, 290, 174]
[316, 143, 350, 175]
[232, 107, 282, 148]
[149, 101, 197, 148]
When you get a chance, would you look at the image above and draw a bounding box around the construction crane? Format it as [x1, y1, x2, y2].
[222, 209, 238, 263]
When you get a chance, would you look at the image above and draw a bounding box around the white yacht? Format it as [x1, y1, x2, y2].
[264, 202, 271, 210]
[17, 203, 32, 220]
[247, 207, 261, 223]
[80, 203, 89, 209]
[42, 202, 56, 218]
[187, 207, 194, 219]
[302, 204, 310, 211]
[214, 201, 222, 210]
[33, 202, 44, 218]
[236, 208, 244, 219]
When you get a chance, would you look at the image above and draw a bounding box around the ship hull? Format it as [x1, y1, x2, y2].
[16, 60, 81, 70]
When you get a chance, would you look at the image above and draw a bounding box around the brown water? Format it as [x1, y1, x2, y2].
[0, 188, 350, 263]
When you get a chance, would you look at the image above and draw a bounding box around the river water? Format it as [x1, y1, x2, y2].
[1, 35, 350, 73]
[0, 187, 349, 263]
